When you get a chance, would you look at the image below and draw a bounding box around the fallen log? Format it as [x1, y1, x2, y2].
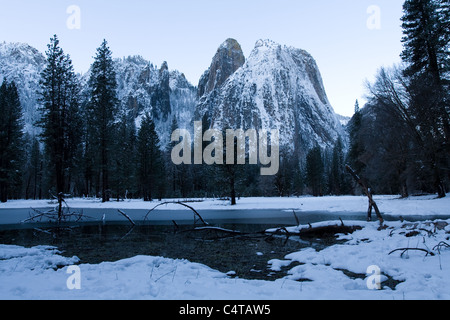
[298, 224, 363, 239]
[181, 226, 242, 236]
[174, 221, 364, 243]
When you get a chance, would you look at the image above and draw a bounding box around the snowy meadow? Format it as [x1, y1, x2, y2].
[0, 195, 449, 300]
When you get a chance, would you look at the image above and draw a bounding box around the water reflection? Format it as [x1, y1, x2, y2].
[0, 222, 310, 281]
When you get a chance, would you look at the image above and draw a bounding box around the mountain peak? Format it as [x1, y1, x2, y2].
[0, 42, 45, 67]
[198, 38, 245, 97]
[195, 39, 343, 154]
[254, 39, 280, 49]
[0, 42, 46, 135]
[219, 38, 242, 52]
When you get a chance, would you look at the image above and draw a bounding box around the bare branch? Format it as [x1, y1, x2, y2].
[143, 201, 209, 226]
[117, 209, 136, 226]
[388, 248, 435, 257]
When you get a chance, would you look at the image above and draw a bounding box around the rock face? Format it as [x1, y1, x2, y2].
[112, 56, 197, 145]
[0, 44, 197, 146]
[195, 39, 344, 157]
[1, 39, 345, 156]
[197, 38, 245, 98]
[114, 57, 172, 122]
[0, 42, 46, 135]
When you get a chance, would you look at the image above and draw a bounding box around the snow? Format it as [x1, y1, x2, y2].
[1, 42, 197, 147]
[1, 194, 449, 217]
[1, 195, 449, 300]
[198, 39, 345, 152]
[272, 219, 450, 300]
[0, 42, 45, 136]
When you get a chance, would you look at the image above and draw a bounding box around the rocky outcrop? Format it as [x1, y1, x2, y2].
[195, 39, 344, 157]
[113, 57, 196, 145]
[197, 38, 245, 98]
[0, 42, 46, 135]
[1, 39, 345, 156]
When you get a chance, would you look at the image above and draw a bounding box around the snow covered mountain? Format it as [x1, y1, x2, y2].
[196, 39, 345, 158]
[0, 42, 46, 135]
[197, 38, 246, 98]
[111, 56, 197, 145]
[1, 40, 344, 156]
[0, 42, 197, 146]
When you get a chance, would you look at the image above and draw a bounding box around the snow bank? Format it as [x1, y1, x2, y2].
[1, 195, 449, 300]
[1, 218, 449, 300]
[269, 219, 450, 300]
[1, 194, 449, 217]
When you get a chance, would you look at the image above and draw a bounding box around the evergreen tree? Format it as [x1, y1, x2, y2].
[274, 148, 294, 197]
[401, 0, 448, 82]
[166, 116, 182, 197]
[305, 145, 324, 197]
[86, 39, 119, 202]
[329, 137, 347, 195]
[37, 35, 82, 198]
[166, 116, 194, 198]
[215, 135, 241, 205]
[111, 112, 137, 200]
[24, 136, 43, 200]
[292, 163, 305, 196]
[0, 80, 24, 202]
[137, 113, 164, 201]
[401, 0, 449, 197]
[347, 100, 365, 175]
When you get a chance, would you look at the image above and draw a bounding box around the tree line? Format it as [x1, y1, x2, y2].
[0, 0, 447, 203]
[347, 0, 449, 198]
[0, 35, 351, 203]
[0, 36, 165, 203]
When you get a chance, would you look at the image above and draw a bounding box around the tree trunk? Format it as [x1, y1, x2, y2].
[230, 177, 236, 206]
[345, 165, 384, 224]
[101, 136, 109, 202]
[401, 183, 409, 199]
[0, 182, 7, 203]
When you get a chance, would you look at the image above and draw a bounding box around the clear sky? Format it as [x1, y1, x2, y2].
[0, 0, 405, 116]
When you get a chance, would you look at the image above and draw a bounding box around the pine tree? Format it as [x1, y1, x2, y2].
[274, 148, 294, 197]
[305, 145, 324, 197]
[0, 80, 24, 202]
[401, 0, 447, 82]
[329, 137, 346, 195]
[137, 113, 164, 201]
[26, 136, 43, 200]
[111, 112, 137, 200]
[347, 100, 365, 175]
[37, 35, 82, 199]
[292, 162, 305, 196]
[401, 0, 449, 197]
[167, 116, 194, 198]
[166, 116, 181, 197]
[86, 39, 119, 202]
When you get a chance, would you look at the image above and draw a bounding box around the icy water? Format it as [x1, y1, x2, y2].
[0, 222, 318, 281]
[0, 209, 447, 281]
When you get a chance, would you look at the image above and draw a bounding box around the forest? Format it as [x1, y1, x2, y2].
[0, 0, 448, 203]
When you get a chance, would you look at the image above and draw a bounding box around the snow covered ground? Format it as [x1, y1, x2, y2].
[2, 194, 449, 217]
[0, 195, 449, 300]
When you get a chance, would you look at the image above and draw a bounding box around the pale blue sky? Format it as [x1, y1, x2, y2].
[0, 0, 405, 116]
